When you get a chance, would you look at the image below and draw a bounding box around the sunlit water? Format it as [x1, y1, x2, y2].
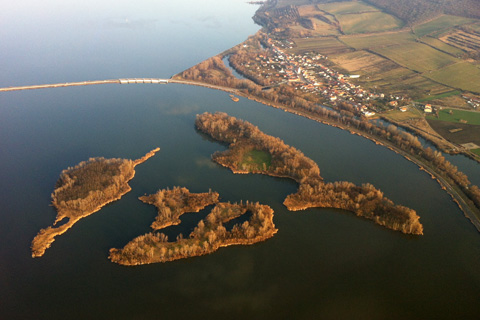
[1, 1, 480, 319]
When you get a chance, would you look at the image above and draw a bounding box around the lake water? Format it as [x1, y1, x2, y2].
[1, 1, 480, 319]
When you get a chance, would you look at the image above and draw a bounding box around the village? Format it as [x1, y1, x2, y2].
[243, 37, 408, 117]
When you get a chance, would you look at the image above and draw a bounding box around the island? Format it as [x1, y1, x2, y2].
[109, 188, 276, 265]
[196, 112, 423, 235]
[31, 148, 160, 258]
[139, 186, 220, 230]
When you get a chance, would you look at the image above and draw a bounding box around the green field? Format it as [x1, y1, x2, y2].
[373, 42, 458, 73]
[419, 37, 464, 56]
[472, 149, 480, 156]
[316, 1, 378, 15]
[416, 90, 461, 102]
[413, 15, 477, 38]
[240, 150, 272, 171]
[340, 31, 414, 49]
[428, 109, 480, 125]
[337, 11, 403, 34]
[427, 62, 480, 93]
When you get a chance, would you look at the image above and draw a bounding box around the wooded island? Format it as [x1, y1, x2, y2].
[196, 112, 423, 235]
[31, 148, 160, 258]
[109, 187, 277, 265]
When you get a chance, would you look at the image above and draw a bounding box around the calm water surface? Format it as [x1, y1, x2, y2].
[1, 1, 480, 319]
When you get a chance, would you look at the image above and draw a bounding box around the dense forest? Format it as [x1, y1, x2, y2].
[31, 148, 160, 258]
[196, 112, 423, 235]
[139, 187, 219, 230]
[109, 200, 277, 265]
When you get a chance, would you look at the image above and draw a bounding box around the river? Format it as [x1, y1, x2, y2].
[1, 1, 480, 319]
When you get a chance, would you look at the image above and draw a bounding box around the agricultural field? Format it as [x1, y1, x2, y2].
[315, 1, 403, 34]
[413, 15, 477, 38]
[340, 31, 415, 50]
[427, 62, 480, 93]
[419, 37, 465, 56]
[291, 37, 352, 55]
[337, 11, 403, 34]
[427, 120, 480, 146]
[373, 42, 458, 72]
[440, 29, 480, 52]
[295, 5, 340, 36]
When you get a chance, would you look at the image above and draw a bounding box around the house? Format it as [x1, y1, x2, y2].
[424, 104, 432, 113]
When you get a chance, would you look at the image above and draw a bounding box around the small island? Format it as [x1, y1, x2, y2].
[139, 186, 220, 230]
[109, 188, 276, 265]
[196, 112, 423, 235]
[31, 148, 160, 258]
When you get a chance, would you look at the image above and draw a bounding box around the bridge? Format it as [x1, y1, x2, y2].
[0, 78, 239, 95]
[0, 78, 170, 92]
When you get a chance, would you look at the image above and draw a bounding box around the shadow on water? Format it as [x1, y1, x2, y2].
[157, 205, 215, 241]
[224, 209, 253, 232]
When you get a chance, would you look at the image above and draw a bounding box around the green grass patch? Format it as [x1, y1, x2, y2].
[419, 37, 464, 56]
[426, 62, 480, 93]
[428, 108, 480, 125]
[472, 148, 480, 156]
[240, 150, 272, 172]
[416, 90, 461, 102]
[340, 31, 415, 50]
[373, 42, 458, 73]
[413, 15, 477, 38]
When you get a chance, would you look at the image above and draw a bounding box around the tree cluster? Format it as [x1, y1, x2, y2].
[52, 157, 135, 217]
[109, 200, 276, 265]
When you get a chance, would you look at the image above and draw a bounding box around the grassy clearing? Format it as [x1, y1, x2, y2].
[316, 1, 378, 15]
[427, 62, 480, 93]
[429, 109, 480, 125]
[382, 108, 423, 121]
[414, 15, 477, 38]
[240, 150, 272, 171]
[416, 90, 461, 102]
[472, 149, 480, 156]
[338, 11, 403, 34]
[373, 42, 458, 73]
[419, 37, 464, 56]
[340, 31, 414, 49]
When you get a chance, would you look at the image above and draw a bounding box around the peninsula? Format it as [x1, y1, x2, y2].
[31, 148, 160, 258]
[196, 112, 423, 235]
[109, 188, 276, 265]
